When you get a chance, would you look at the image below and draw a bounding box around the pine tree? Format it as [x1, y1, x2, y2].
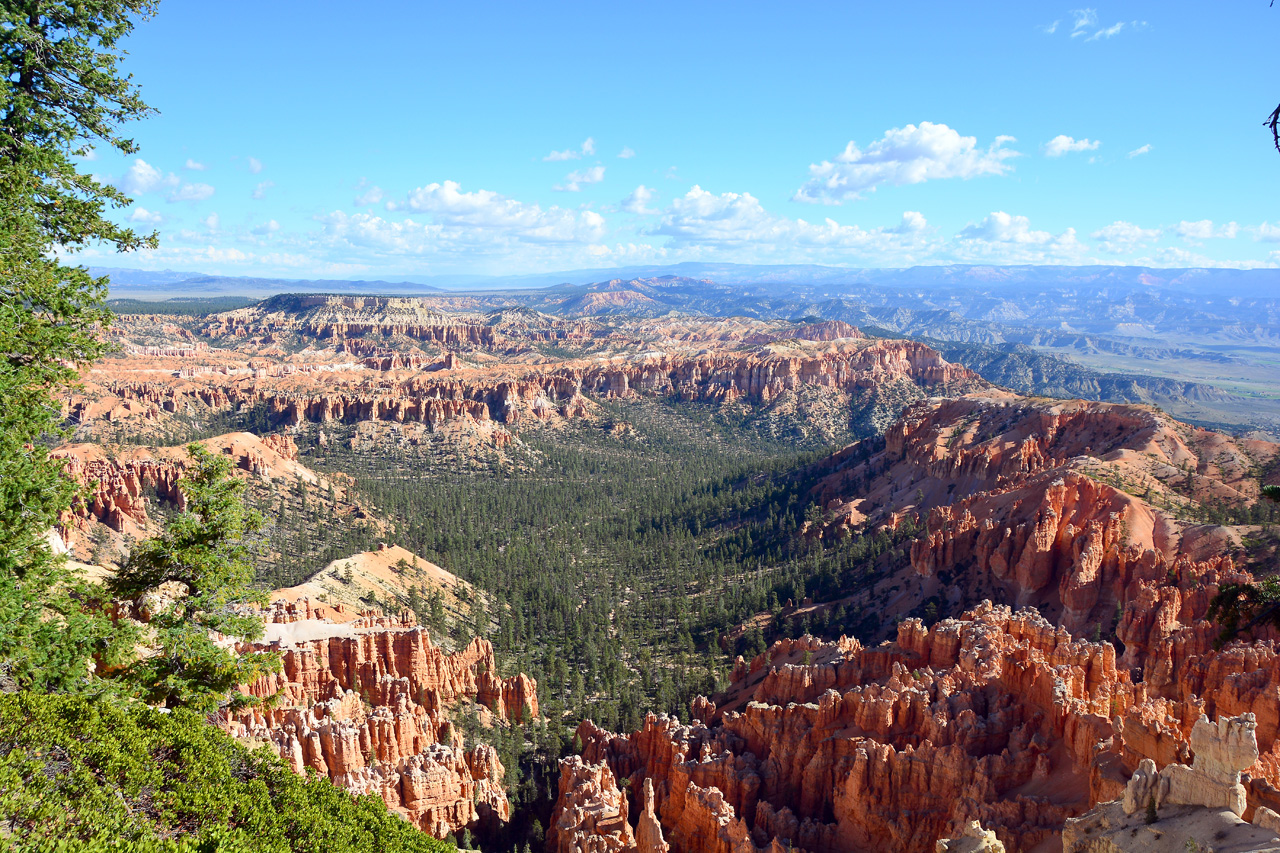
[0, 0, 159, 692]
[111, 444, 280, 711]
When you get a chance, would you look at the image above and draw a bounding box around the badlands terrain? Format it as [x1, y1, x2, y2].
[61, 285, 1280, 852]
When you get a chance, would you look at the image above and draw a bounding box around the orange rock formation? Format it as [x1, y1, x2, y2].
[550, 397, 1280, 853]
[227, 605, 538, 838]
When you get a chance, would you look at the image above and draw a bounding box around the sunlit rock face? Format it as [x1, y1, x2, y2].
[226, 605, 537, 838]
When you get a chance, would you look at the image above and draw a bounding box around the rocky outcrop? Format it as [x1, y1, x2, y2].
[548, 757, 636, 853]
[1062, 798, 1280, 853]
[1065, 715, 1280, 852]
[74, 340, 980, 440]
[554, 591, 1280, 853]
[556, 604, 1123, 853]
[206, 295, 501, 349]
[1123, 714, 1259, 817]
[637, 777, 671, 853]
[227, 609, 538, 839]
[55, 432, 314, 537]
[935, 822, 1005, 853]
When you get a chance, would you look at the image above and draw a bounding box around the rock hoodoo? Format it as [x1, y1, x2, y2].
[226, 604, 538, 838]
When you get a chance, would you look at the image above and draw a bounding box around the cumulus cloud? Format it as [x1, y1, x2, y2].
[544, 137, 595, 161]
[952, 211, 1083, 262]
[651, 186, 934, 262]
[251, 219, 280, 236]
[1174, 220, 1239, 243]
[129, 207, 163, 224]
[618, 146, 636, 159]
[1090, 220, 1161, 253]
[1043, 135, 1100, 157]
[201, 213, 220, 231]
[793, 122, 1018, 204]
[555, 165, 606, 192]
[117, 159, 178, 196]
[897, 211, 928, 233]
[385, 180, 607, 244]
[167, 182, 215, 203]
[621, 185, 657, 214]
[247, 156, 263, 174]
[1254, 222, 1280, 243]
[184, 158, 207, 171]
[354, 184, 384, 206]
[252, 180, 274, 200]
[1127, 144, 1152, 158]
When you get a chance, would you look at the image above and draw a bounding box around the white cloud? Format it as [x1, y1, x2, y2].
[1127, 144, 1152, 158]
[1090, 220, 1161, 253]
[1142, 246, 1272, 269]
[952, 211, 1084, 262]
[555, 165, 606, 192]
[354, 185, 384, 206]
[128, 207, 164, 224]
[543, 137, 595, 161]
[1070, 8, 1097, 37]
[167, 182, 215, 203]
[184, 158, 207, 171]
[252, 180, 274, 200]
[1044, 135, 1101, 157]
[1057, 9, 1142, 42]
[78, 148, 99, 161]
[621, 185, 657, 214]
[128, 245, 251, 266]
[201, 213, 220, 231]
[897, 211, 928, 233]
[386, 180, 607, 243]
[651, 186, 935, 262]
[251, 219, 281, 236]
[618, 146, 636, 159]
[117, 158, 178, 196]
[1255, 222, 1280, 243]
[793, 122, 1018, 204]
[1174, 220, 1239, 243]
[247, 156, 264, 174]
[1087, 22, 1124, 40]
[1041, 19, 1060, 34]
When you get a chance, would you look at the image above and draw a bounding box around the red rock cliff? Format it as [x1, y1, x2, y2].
[228, 607, 538, 838]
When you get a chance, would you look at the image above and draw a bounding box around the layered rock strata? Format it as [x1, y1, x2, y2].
[227, 606, 538, 838]
[54, 431, 303, 537]
[73, 341, 980, 436]
[554, 594, 1280, 853]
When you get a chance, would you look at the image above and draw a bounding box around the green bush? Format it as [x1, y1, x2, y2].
[0, 692, 453, 853]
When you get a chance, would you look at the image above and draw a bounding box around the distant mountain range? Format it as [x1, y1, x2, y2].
[93, 262, 1280, 299]
[93, 263, 1280, 438]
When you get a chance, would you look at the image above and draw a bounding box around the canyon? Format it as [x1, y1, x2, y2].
[545, 394, 1279, 852]
[64, 293, 1280, 852]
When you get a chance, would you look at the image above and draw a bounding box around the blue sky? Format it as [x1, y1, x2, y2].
[78, 1, 1280, 277]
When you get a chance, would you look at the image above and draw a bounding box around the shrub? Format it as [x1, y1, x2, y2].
[0, 692, 453, 853]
